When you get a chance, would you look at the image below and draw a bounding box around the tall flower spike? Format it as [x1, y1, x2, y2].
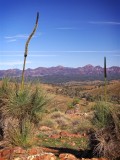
[104, 57, 107, 78]
[21, 12, 39, 90]
[104, 56, 107, 103]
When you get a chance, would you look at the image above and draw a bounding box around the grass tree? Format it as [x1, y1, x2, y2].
[3, 85, 49, 129]
[1, 84, 50, 147]
[104, 57, 107, 103]
[92, 102, 120, 159]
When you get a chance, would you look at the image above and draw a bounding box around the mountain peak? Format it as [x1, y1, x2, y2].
[84, 64, 94, 67]
[0, 65, 119, 82]
[56, 65, 64, 68]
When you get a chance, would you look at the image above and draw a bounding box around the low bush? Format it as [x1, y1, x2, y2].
[91, 101, 120, 159]
[67, 98, 80, 109]
[71, 119, 94, 134]
[0, 81, 51, 147]
[0, 78, 12, 101]
[7, 119, 36, 148]
[92, 101, 112, 129]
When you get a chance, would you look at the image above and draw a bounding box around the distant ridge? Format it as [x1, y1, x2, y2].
[0, 65, 120, 83]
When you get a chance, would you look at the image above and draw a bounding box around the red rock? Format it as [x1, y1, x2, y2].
[28, 148, 38, 155]
[71, 142, 76, 146]
[32, 157, 39, 160]
[1, 149, 13, 158]
[61, 139, 66, 143]
[0, 158, 6, 160]
[92, 158, 109, 160]
[60, 131, 68, 137]
[82, 133, 87, 137]
[13, 147, 26, 154]
[59, 131, 82, 138]
[28, 153, 56, 160]
[13, 158, 23, 160]
[59, 153, 77, 160]
[42, 147, 58, 154]
[0, 152, 2, 157]
[50, 134, 60, 139]
[39, 126, 52, 131]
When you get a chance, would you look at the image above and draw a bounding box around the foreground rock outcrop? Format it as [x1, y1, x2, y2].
[0, 147, 109, 160]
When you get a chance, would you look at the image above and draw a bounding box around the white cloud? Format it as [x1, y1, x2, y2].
[5, 34, 29, 39]
[0, 54, 58, 57]
[110, 55, 120, 57]
[29, 54, 58, 57]
[0, 50, 58, 57]
[56, 27, 77, 30]
[4, 32, 42, 43]
[6, 39, 17, 43]
[0, 61, 31, 66]
[89, 21, 120, 25]
[0, 50, 120, 54]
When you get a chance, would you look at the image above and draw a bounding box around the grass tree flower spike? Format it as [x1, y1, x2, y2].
[104, 56, 107, 103]
[21, 12, 39, 90]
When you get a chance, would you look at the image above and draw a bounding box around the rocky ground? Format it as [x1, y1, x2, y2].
[0, 145, 109, 160]
[0, 127, 109, 160]
[0, 81, 118, 160]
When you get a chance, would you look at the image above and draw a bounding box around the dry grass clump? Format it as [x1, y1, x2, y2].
[0, 78, 12, 100]
[50, 111, 69, 119]
[71, 118, 94, 134]
[92, 101, 112, 129]
[91, 102, 120, 160]
[48, 111, 71, 130]
[55, 117, 70, 130]
[2, 84, 50, 123]
[7, 120, 37, 148]
[93, 127, 120, 159]
[39, 118, 58, 129]
[0, 79, 51, 147]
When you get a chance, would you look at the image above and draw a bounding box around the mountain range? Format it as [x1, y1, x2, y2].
[0, 65, 120, 83]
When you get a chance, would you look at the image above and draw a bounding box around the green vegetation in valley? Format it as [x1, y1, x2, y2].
[37, 133, 89, 151]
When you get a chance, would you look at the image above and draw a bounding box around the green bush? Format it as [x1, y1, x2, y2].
[72, 98, 80, 105]
[0, 78, 11, 98]
[1, 82, 51, 146]
[91, 101, 120, 159]
[3, 84, 50, 124]
[7, 119, 36, 148]
[67, 98, 80, 109]
[71, 119, 94, 134]
[92, 101, 112, 129]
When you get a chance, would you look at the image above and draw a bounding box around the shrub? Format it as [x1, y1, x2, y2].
[71, 119, 94, 134]
[49, 111, 71, 130]
[40, 118, 58, 129]
[72, 98, 80, 105]
[92, 101, 112, 129]
[92, 127, 120, 159]
[91, 101, 120, 159]
[3, 85, 50, 123]
[67, 98, 80, 109]
[7, 119, 36, 148]
[0, 78, 11, 99]
[1, 82, 50, 146]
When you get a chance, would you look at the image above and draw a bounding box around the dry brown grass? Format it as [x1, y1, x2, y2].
[91, 103, 120, 160]
[88, 80, 120, 97]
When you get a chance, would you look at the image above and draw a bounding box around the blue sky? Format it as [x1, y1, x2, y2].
[0, 0, 120, 69]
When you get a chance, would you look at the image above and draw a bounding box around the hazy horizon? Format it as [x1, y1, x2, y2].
[0, 63, 120, 71]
